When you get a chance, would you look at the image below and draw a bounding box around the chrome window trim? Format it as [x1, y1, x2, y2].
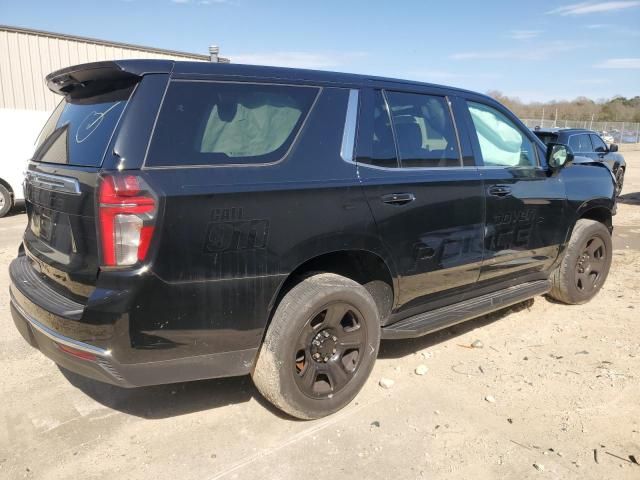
[355, 163, 484, 172]
[478, 165, 547, 171]
[351, 163, 549, 173]
[340, 89, 359, 163]
[25, 171, 81, 195]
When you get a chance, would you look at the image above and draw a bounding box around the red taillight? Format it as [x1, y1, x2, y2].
[98, 174, 157, 267]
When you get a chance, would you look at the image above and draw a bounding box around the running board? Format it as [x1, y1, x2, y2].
[381, 280, 550, 340]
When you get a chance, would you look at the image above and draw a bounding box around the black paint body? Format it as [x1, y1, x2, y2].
[9, 61, 616, 387]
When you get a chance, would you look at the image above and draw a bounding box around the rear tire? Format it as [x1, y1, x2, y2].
[252, 273, 380, 420]
[0, 184, 13, 218]
[548, 219, 612, 305]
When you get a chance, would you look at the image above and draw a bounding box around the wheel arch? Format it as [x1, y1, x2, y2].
[0, 177, 14, 196]
[267, 249, 397, 332]
[0, 177, 15, 215]
[577, 203, 613, 232]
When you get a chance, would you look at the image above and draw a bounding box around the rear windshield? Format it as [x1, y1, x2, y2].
[533, 132, 558, 146]
[33, 86, 133, 167]
[146, 81, 319, 167]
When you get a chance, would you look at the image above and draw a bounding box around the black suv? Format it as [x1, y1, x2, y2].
[9, 61, 616, 419]
[533, 128, 626, 195]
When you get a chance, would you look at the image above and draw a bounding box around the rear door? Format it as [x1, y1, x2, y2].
[356, 87, 484, 316]
[460, 98, 567, 283]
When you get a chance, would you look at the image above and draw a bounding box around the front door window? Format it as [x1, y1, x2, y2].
[467, 101, 537, 168]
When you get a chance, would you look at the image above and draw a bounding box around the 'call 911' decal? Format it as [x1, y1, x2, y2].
[203, 208, 270, 253]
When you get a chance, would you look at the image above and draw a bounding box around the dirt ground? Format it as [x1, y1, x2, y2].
[1, 151, 639, 480]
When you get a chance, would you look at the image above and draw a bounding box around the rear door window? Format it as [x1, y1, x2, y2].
[357, 90, 399, 168]
[568, 134, 592, 153]
[146, 81, 319, 166]
[533, 132, 558, 146]
[386, 91, 461, 168]
[32, 86, 133, 167]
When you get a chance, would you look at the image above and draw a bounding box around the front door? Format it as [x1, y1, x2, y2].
[588, 133, 623, 172]
[356, 88, 485, 315]
[461, 99, 567, 283]
[568, 132, 595, 159]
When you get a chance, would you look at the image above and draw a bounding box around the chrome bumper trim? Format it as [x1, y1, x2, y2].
[10, 288, 111, 357]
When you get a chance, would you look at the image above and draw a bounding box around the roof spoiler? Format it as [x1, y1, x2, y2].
[46, 60, 173, 97]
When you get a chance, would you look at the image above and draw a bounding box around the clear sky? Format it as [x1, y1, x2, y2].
[1, 0, 639, 102]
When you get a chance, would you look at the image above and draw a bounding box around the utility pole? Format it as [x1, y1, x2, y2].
[589, 113, 594, 130]
[554, 108, 558, 128]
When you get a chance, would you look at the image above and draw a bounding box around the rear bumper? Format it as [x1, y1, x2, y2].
[9, 256, 258, 388]
[10, 291, 128, 385]
[11, 290, 257, 387]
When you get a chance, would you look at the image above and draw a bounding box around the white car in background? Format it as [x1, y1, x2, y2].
[0, 109, 50, 217]
[0, 157, 27, 217]
[601, 131, 615, 144]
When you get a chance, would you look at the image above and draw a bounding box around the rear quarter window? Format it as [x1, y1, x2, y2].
[146, 81, 319, 167]
[533, 132, 558, 146]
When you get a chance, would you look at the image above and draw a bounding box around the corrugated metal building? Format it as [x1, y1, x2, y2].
[0, 24, 212, 111]
[0, 25, 223, 209]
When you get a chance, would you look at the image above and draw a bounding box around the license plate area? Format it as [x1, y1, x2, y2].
[31, 208, 54, 242]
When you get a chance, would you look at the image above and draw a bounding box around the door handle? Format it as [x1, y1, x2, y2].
[381, 193, 416, 205]
[488, 185, 512, 197]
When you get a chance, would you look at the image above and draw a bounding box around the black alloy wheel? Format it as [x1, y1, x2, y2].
[574, 236, 607, 295]
[293, 302, 367, 398]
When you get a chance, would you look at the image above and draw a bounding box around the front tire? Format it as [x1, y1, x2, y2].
[548, 219, 612, 305]
[615, 167, 625, 196]
[252, 273, 380, 420]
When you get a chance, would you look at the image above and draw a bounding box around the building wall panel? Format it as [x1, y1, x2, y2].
[0, 30, 10, 108]
[18, 34, 36, 110]
[0, 26, 209, 112]
[8, 32, 24, 109]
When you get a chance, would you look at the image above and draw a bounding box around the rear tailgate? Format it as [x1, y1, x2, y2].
[21, 63, 142, 301]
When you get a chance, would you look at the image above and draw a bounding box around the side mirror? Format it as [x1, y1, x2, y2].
[609, 143, 618, 153]
[547, 143, 574, 169]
